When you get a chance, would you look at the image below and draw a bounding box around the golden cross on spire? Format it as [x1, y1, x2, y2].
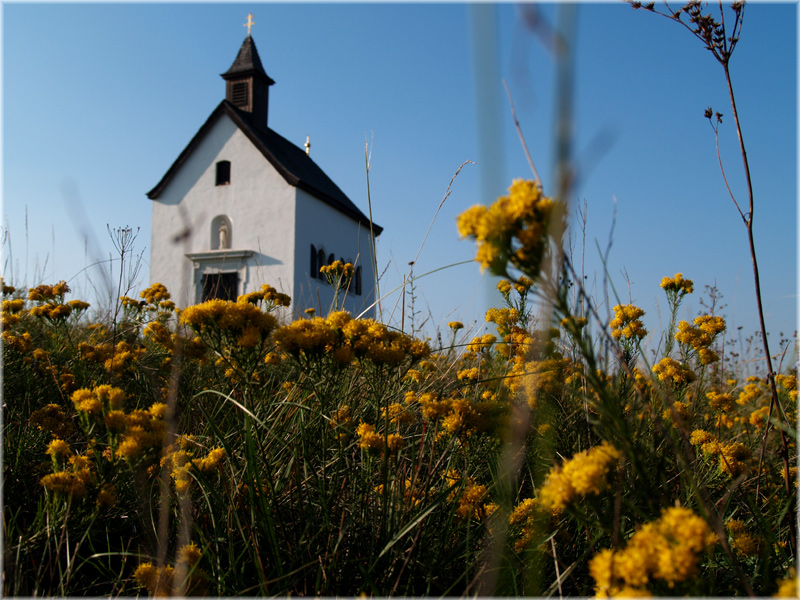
[244, 13, 255, 36]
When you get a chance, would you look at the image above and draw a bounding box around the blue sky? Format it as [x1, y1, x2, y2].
[3, 2, 797, 361]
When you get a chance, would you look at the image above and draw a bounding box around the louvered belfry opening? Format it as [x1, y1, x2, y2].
[230, 81, 249, 108]
[221, 35, 275, 127]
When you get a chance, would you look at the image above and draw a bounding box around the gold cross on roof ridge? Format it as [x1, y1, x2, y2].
[244, 13, 255, 36]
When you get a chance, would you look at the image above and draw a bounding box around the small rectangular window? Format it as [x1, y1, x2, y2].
[216, 161, 230, 186]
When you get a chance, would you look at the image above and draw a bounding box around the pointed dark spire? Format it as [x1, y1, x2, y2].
[221, 36, 275, 127]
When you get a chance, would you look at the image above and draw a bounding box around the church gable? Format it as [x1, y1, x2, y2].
[148, 101, 382, 236]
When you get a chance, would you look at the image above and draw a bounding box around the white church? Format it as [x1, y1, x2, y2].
[147, 21, 382, 317]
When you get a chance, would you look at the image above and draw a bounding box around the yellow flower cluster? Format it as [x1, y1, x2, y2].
[706, 390, 734, 412]
[70, 385, 169, 463]
[538, 442, 621, 514]
[3, 299, 24, 312]
[119, 295, 146, 310]
[776, 373, 797, 401]
[356, 422, 403, 454]
[448, 321, 464, 331]
[69, 299, 90, 312]
[28, 281, 70, 302]
[161, 439, 227, 494]
[775, 568, 798, 598]
[508, 498, 546, 551]
[675, 314, 726, 364]
[737, 381, 764, 406]
[116, 404, 169, 461]
[46, 437, 73, 462]
[329, 405, 352, 441]
[320, 260, 354, 280]
[25, 281, 79, 323]
[661, 400, 691, 424]
[274, 311, 430, 367]
[103, 341, 147, 373]
[140, 282, 171, 306]
[133, 541, 205, 596]
[749, 406, 770, 429]
[560, 314, 589, 334]
[96, 483, 118, 508]
[3, 331, 33, 353]
[496, 275, 533, 298]
[609, 304, 648, 341]
[381, 402, 415, 426]
[1, 278, 16, 295]
[123, 282, 176, 312]
[442, 395, 502, 439]
[40, 456, 94, 499]
[652, 357, 696, 387]
[660, 273, 694, 296]
[689, 429, 752, 477]
[457, 179, 561, 278]
[71, 384, 126, 416]
[237, 283, 291, 309]
[485, 307, 520, 337]
[465, 333, 497, 354]
[444, 470, 495, 520]
[589, 506, 716, 596]
[1, 298, 26, 328]
[143, 321, 206, 360]
[522, 355, 579, 410]
[30, 302, 73, 321]
[180, 297, 279, 349]
[726, 518, 759, 556]
[39, 437, 99, 501]
[143, 321, 173, 350]
[405, 390, 503, 440]
[30, 403, 74, 438]
[457, 367, 480, 381]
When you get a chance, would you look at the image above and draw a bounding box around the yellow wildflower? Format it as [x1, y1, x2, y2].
[30, 404, 74, 438]
[652, 357, 696, 386]
[660, 273, 694, 295]
[539, 442, 620, 514]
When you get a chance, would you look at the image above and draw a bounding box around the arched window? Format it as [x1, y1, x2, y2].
[310, 244, 318, 279]
[216, 161, 231, 186]
[327, 253, 335, 266]
[355, 266, 362, 296]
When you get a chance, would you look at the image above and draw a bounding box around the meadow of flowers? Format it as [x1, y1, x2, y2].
[3, 3, 797, 595]
[3, 175, 797, 597]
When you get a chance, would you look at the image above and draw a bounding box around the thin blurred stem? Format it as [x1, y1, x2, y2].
[502, 80, 543, 188]
[477, 5, 577, 596]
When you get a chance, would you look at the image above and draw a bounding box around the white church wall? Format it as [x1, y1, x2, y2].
[294, 189, 378, 319]
[150, 114, 297, 307]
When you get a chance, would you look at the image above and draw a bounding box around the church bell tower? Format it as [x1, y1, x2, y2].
[221, 13, 275, 127]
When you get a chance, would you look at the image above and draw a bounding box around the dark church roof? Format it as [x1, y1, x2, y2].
[221, 34, 274, 85]
[146, 101, 382, 235]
